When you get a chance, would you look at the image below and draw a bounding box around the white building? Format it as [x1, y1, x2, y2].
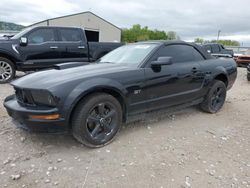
[28, 11, 121, 42]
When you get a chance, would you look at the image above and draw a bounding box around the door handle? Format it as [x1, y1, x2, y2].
[78, 46, 85, 49]
[50, 46, 58, 49]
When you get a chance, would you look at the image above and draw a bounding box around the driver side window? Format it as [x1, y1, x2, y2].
[150, 44, 204, 63]
[28, 28, 55, 44]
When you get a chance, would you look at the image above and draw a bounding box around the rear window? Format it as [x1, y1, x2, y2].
[59, 29, 82, 42]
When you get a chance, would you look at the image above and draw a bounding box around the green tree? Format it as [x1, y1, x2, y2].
[121, 24, 170, 43]
[211, 40, 240, 46]
[194, 38, 240, 46]
[167, 31, 177, 40]
[194, 38, 204, 44]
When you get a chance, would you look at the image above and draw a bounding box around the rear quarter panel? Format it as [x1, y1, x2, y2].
[199, 58, 237, 93]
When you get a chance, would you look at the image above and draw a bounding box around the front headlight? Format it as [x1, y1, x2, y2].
[31, 90, 56, 107]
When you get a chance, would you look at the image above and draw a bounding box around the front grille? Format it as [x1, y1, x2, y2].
[238, 56, 250, 60]
[15, 88, 35, 106]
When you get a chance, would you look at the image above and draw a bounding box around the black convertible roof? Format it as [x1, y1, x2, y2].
[137, 40, 213, 59]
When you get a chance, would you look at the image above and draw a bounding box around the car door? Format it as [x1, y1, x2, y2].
[18, 27, 62, 69]
[143, 44, 205, 111]
[57, 28, 89, 62]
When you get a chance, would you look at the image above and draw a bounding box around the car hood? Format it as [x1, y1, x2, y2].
[0, 38, 17, 44]
[12, 63, 133, 90]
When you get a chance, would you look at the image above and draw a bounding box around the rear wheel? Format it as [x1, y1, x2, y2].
[200, 80, 227, 113]
[72, 93, 122, 148]
[0, 57, 16, 84]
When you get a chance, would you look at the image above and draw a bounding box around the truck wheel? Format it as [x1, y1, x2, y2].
[200, 80, 227, 113]
[72, 93, 122, 148]
[0, 57, 16, 84]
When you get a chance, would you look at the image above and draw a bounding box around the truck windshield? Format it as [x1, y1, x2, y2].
[11, 27, 32, 39]
[98, 44, 158, 66]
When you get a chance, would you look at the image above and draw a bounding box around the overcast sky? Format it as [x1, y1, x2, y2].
[1, 0, 250, 45]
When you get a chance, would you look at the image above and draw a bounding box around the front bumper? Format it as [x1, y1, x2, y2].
[4, 95, 67, 133]
[236, 60, 250, 67]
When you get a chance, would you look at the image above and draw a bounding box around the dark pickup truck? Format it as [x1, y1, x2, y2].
[202, 43, 234, 58]
[0, 26, 123, 83]
[4, 41, 237, 147]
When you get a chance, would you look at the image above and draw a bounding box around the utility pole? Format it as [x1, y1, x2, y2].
[217, 30, 221, 42]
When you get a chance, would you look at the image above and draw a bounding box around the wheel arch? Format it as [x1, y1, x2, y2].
[67, 86, 128, 129]
[0, 51, 17, 67]
[214, 73, 228, 87]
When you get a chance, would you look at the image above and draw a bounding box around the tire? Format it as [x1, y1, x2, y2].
[247, 76, 250, 81]
[0, 57, 16, 84]
[71, 93, 122, 148]
[200, 80, 227, 113]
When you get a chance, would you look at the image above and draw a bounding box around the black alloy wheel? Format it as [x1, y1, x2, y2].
[86, 102, 117, 141]
[200, 80, 227, 113]
[210, 86, 226, 112]
[72, 93, 122, 148]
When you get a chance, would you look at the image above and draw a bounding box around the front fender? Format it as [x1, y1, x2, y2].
[0, 48, 19, 61]
[62, 78, 128, 124]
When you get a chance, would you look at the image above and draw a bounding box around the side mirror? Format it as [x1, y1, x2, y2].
[20, 37, 28, 46]
[151, 56, 173, 67]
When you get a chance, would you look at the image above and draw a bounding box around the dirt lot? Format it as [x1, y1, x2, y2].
[0, 68, 249, 188]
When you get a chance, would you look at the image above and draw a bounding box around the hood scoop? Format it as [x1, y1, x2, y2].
[53, 62, 89, 70]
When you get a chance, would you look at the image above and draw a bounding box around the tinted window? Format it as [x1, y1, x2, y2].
[212, 44, 220, 53]
[28, 29, 55, 44]
[193, 48, 205, 61]
[155, 45, 204, 63]
[60, 29, 82, 42]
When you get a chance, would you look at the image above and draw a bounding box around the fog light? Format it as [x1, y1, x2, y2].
[29, 114, 60, 120]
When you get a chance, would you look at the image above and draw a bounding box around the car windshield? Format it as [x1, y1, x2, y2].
[98, 44, 158, 66]
[11, 27, 32, 39]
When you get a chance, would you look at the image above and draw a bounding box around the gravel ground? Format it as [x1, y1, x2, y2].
[0, 68, 249, 188]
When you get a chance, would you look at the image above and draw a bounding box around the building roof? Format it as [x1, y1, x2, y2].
[28, 11, 121, 31]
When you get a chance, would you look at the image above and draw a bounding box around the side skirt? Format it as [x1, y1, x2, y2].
[126, 97, 204, 123]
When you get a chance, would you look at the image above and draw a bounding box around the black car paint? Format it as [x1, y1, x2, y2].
[0, 26, 122, 71]
[4, 41, 237, 132]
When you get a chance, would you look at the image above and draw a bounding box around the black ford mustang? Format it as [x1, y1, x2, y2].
[4, 41, 237, 148]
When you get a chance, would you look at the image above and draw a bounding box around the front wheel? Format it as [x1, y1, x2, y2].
[0, 57, 16, 84]
[200, 80, 227, 113]
[72, 93, 122, 148]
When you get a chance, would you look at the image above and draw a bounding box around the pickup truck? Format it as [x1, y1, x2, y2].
[0, 26, 123, 83]
[202, 43, 234, 58]
[4, 41, 237, 147]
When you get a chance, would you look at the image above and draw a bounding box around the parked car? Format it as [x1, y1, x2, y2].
[247, 64, 250, 81]
[236, 49, 250, 67]
[202, 43, 234, 58]
[4, 41, 237, 147]
[0, 26, 123, 83]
